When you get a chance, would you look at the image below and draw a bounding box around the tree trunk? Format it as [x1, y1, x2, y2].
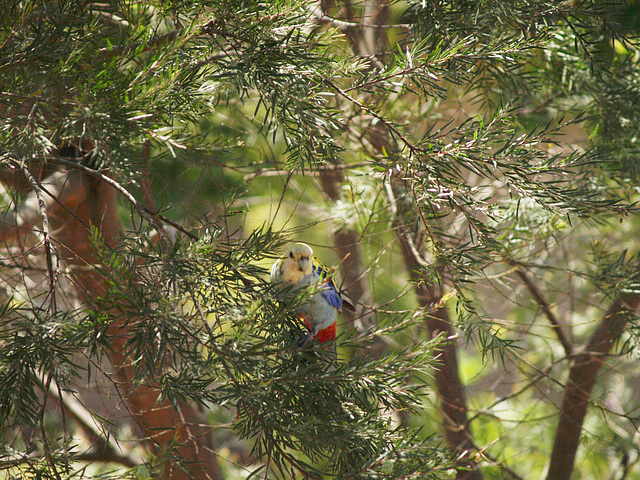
[394, 216, 483, 480]
[546, 285, 640, 480]
[319, 169, 383, 354]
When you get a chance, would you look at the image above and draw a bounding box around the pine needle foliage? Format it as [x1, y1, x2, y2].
[86, 225, 449, 479]
[2, 0, 640, 479]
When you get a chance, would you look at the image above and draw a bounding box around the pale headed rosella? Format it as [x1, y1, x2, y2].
[270, 243, 344, 346]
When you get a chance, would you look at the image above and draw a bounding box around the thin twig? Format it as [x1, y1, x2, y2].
[311, 9, 411, 30]
[45, 156, 198, 241]
[39, 374, 62, 480]
[508, 259, 573, 357]
[243, 161, 371, 182]
[12, 160, 58, 312]
[55, 380, 70, 475]
[39, 371, 141, 468]
[383, 178, 428, 268]
[324, 78, 428, 155]
[547, 264, 640, 480]
[0, 170, 69, 240]
[465, 360, 562, 426]
[140, 142, 157, 213]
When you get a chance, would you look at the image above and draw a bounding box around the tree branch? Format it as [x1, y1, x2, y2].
[10, 160, 58, 312]
[244, 161, 371, 182]
[45, 156, 197, 241]
[325, 78, 427, 155]
[38, 371, 142, 468]
[0, 170, 69, 241]
[309, 4, 411, 30]
[508, 260, 574, 357]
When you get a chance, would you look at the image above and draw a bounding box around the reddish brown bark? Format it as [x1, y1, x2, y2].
[395, 227, 482, 480]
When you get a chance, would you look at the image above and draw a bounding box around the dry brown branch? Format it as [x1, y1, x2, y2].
[0, 170, 68, 241]
[11, 161, 59, 312]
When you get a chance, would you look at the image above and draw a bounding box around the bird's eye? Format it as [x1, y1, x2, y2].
[289, 252, 294, 258]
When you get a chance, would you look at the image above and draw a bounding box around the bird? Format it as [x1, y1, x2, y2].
[270, 242, 345, 346]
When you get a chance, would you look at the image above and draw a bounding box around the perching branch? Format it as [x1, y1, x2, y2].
[45, 156, 197, 242]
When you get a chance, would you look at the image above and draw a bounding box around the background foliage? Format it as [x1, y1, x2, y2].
[2, 1, 640, 479]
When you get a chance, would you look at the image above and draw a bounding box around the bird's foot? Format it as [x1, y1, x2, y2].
[297, 331, 312, 347]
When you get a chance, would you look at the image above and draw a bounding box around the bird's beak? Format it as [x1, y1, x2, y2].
[297, 257, 309, 272]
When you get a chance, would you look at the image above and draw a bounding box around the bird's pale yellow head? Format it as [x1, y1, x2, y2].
[282, 242, 313, 282]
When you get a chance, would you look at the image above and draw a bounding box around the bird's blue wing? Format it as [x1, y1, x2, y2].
[312, 260, 343, 310]
[321, 284, 343, 310]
